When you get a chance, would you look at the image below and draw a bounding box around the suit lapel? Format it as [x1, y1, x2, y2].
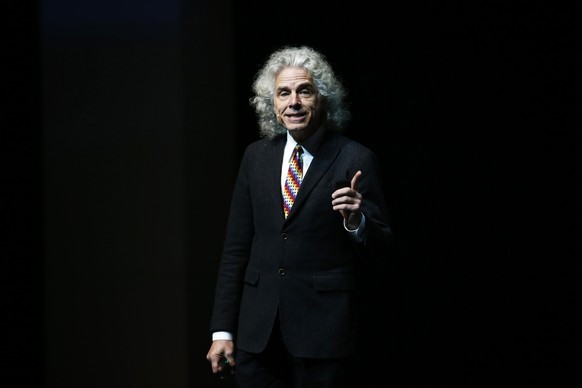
[285, 132, 343, 221]
[262, 136, 286, 220]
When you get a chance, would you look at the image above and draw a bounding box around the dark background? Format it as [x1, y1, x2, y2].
[3, 0, 579, 387]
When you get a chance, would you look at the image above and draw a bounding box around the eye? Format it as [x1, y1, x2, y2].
[298, 87, 313, 97]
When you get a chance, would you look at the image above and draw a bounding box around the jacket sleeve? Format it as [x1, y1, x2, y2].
[208, 146, 254, 336]
[353, 150, 394, 267]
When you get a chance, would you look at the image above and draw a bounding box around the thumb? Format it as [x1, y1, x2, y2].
[351, 170, 362, 192]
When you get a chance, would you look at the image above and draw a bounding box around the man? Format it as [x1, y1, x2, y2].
[206, 45, 392, 387]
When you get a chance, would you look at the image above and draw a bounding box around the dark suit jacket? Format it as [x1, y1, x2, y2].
[209, 130, 392, 359]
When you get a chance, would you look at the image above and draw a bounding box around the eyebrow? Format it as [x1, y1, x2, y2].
[276, 81, 313, 92]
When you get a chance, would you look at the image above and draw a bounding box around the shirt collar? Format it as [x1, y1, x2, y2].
[285, 126, 325, 155]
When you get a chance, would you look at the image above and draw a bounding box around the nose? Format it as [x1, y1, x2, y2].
[289, 92, 301, 108]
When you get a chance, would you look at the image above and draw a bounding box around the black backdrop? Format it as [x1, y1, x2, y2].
[3, 1, 579, 387]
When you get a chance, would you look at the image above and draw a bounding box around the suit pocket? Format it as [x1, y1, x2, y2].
[244, 268, 260, 286]
[313, 272, 355, 291]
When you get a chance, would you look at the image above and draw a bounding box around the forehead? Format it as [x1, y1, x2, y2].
[275, 67, 313, 86]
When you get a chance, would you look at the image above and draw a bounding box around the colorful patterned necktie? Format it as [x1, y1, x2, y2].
[283, 144, 304, 218]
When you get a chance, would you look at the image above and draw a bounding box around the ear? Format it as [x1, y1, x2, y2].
[275, 109, 283, 123]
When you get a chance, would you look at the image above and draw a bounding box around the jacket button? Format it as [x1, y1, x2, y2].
[281, 233, 288, 240]
[278, 268, 286, 275]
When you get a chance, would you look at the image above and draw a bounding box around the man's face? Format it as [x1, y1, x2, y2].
[273, 67, 322, 142]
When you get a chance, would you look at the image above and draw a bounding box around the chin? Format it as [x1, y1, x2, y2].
[286, 123, 309, 131]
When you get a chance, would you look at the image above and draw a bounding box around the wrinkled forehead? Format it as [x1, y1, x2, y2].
[275, 67, 313, 86]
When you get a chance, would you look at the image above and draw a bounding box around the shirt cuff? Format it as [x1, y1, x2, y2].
[344, 213, 366, 243]
[212, 331, 234, 341]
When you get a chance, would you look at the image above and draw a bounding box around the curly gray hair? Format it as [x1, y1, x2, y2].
[249, 45, 351, 138]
